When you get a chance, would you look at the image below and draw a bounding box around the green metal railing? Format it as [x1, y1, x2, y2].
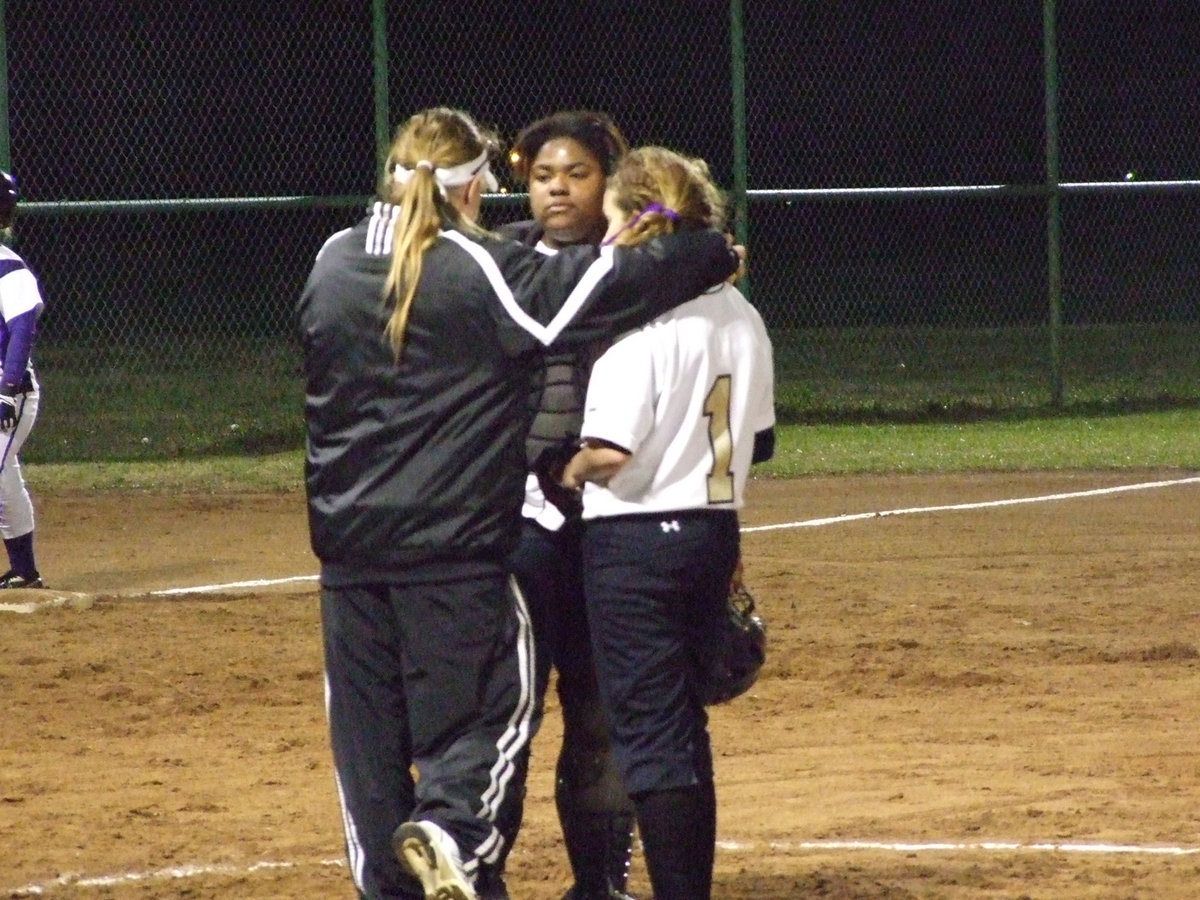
[3, 0, 1196, 462]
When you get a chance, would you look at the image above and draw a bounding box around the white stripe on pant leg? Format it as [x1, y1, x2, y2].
[325, 673, 368, 893]
[472, 576, 537, 865]
[488, 578, 537, 797]
[471, 575, 538, 867]
[0, 390, 37, 539]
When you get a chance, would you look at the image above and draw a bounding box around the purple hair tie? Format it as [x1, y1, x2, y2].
[642, 202, 679, 221]
[602, 201, 681, 245]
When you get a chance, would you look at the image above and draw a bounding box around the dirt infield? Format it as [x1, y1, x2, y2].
[3, 472, 1198, 899]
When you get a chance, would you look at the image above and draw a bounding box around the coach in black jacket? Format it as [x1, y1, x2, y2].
[296, 107, 737, 900]
[301, 209, 733, 577]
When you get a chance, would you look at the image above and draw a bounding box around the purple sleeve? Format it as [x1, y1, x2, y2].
[2, 309, 38, 393]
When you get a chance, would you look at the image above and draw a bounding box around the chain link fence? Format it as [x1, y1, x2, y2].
[6, 0, 1198, 462]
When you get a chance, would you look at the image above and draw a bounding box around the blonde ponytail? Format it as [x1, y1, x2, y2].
[382, 166, 441, 360]
[378, 108, 499, 362]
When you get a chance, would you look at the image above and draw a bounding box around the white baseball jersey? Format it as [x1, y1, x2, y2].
[0, 245, 45, 378]
[579, 282, 774, 518]
[0, 246, 43, 319]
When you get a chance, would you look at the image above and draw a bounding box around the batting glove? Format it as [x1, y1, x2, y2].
[0, 387, 17, 431]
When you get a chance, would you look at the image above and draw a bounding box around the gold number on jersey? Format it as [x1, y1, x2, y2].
[704, 374, 735, 503]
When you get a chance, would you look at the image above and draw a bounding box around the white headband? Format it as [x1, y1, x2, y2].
[393, 149, 499, 193]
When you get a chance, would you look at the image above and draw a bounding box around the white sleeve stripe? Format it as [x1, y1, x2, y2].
[540, 246, 615, 346]
[365, 201, 393, 255]
[441, 230, 614, 346]
[0, 269, 44, 320]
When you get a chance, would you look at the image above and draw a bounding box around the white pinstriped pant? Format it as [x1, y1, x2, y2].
[0, 387, 38, 540]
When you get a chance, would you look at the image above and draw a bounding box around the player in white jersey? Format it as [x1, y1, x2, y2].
[0, 172, 46, 590]
[559, 147, 774, 900]
[576, 282, 773, 517]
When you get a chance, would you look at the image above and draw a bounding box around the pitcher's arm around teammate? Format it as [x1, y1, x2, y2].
[299, 108, 740, 900]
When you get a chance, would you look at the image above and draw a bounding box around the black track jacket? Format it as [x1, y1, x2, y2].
[298, 203, 737, 584]
[495, 219, 597, 473]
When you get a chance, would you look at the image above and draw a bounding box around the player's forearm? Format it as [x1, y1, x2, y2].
[561, 441, 631, 489]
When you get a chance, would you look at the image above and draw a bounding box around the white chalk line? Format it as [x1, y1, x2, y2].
[0, 576, 319, 614]
[8, 474, 1198, 612]
[6, 858, 347, 896]
[740, 473, 1200, 533]
[150, 574, 318, 596]
[718, 839, 1200, 856]
[129, 474, 1200, 592]
[9, 839, 1199, 894]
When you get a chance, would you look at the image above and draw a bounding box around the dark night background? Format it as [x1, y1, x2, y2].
[4, 0, 1199, 339]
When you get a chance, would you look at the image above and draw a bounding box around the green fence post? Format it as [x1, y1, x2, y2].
[729, 0, 750, 300]
[0, 0, 10, 171]
[372, 0, 390, 178]
[1043, 0, 1064, 406]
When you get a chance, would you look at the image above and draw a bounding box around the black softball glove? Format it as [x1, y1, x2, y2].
[701, 564, 767, 705]
[0, 387, 17, 431]
[532, 439, 583, 517]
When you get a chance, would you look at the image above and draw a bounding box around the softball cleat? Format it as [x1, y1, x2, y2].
[0, 570, 43, 589]
[393, 820, 478, 900]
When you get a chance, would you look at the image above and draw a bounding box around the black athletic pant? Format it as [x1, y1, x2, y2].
[509, 518, 636, 892]
[510, 518, 593, 713]
[582, 509, 739, 900]
[321, 562, 537, 899]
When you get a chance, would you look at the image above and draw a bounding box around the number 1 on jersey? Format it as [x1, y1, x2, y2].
[704, 374, 735, 503]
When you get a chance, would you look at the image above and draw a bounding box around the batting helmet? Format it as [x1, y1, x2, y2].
[0, 172, 18, 226]
[701, 583, 767, 705]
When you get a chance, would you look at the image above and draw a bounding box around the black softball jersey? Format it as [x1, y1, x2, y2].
[298, 202, 736, 585]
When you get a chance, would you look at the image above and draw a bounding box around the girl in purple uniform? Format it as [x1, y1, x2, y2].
[0, 172, 46, 590]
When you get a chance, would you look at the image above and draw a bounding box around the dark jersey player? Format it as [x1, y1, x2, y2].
[500, 110, 641, 900]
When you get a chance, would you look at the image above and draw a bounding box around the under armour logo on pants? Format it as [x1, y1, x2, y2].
[660, 519, 681, 533]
